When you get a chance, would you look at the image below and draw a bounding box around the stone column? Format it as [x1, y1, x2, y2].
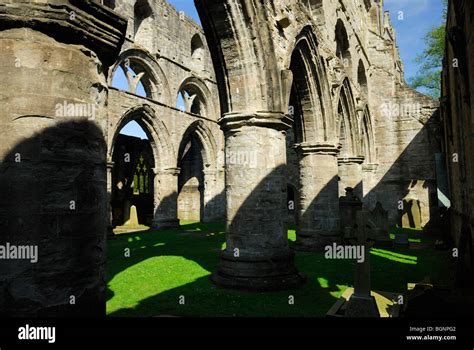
[202, 169, 218, 223]
[107, 160, 115, 238]
[211, 112, 305, 291]
[294, 143, 341, 251]
[0, 1, 126, 316]
[338, 156, 365, 199]
[152, 167, 180, 229]
[362, 163, 378, 208]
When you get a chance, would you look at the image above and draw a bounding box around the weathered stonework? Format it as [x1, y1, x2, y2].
[441, 0, 474, 286]
[0, 0, 447, 314]
[0, 0, 126, 316]
[106, 0, 225, 228]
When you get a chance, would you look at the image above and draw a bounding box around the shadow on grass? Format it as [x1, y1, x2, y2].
[106, 223, 452, 317]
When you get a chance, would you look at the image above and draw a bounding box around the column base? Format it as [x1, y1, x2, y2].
[151, 218, 180, 230]
[211, 249, 306, 291]
[293, 232, 341, 252]
[345, 295, 380, 317]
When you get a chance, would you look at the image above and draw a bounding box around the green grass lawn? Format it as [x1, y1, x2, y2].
[106, 222, 453, 317]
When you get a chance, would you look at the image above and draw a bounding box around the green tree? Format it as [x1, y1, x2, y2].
[409, 0, 448, 98]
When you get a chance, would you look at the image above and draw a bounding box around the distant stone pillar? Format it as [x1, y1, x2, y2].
[362, 163, 378, 208]
[338, 156, 365, 199]
[294, 143, 341, 251]
[211, 112, 305, 291]
[152, 168, 180, 228]
[107, 160, 115, 238]
[0, 1, 126, 316]
[202, 169, 218, 223]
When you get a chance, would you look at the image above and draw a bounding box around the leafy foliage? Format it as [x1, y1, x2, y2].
[409, 0, 448, 98]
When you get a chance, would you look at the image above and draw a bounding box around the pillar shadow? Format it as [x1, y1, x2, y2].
[0, 120, 107, 317]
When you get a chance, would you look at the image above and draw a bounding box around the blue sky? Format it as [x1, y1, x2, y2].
[118, 0, 445, 138]
[165, 0, 445, 83]
[383, 0, 445, 84]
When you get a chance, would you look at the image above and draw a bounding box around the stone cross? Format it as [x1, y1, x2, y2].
[345, 210, 380, 317]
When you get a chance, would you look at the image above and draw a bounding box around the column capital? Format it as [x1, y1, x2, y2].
[294, 142, 341, 156]
[0, 0, 126, 67]
[153, 167, 181, 176]
[338, 156, 365, 165]
[218, 111, 292, 132]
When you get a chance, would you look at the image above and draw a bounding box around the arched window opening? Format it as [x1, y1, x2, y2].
[111, 120, 154, 230]
[191, 34, 205, 63]
[177, 87, 206, 116]
[134, 0, 154, 51]
[335, 20, 352, 71]
[111, 58, 156, 98]
[178, 135, 204, 223]
[357, 60, 368, 95]
[133, 155, 150, 195]
[338, 107, 350, 158]
[134, 0, 153, 35]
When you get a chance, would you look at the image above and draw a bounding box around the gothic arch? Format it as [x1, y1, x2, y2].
[336, 78, 361, 158]
[109, 104, 175, 171]
[109, 48, 171, 105]
[360, 105, 376, 163]
[134, 0, 154, 51]
[335, 19, 352, 73]
[195, 1, 286, 114]
[357, 59, 368, 96]
[288, 26, 335, 143]
[178, 120, 218, 170]
[176, 76, 217, 120]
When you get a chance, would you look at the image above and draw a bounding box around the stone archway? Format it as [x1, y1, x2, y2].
[109, 48, 172, 104]
[196, 0, 304, 291]
[108, 104, 178, 230]
[288, 26, 341, 251]
[337, 78, 364, 199]
[176, 76, 218, 120]
[177, 120, 220, 223]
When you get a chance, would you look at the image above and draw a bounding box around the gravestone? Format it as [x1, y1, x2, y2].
[124, 205, 139, 226]
[339, 187, 363, 240]
[368, 202, 391, 246]
[114, 204, 148, 233]
[345, 210, 380, 317]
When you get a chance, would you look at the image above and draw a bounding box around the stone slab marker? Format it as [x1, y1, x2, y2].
[0, 0, 126, 316]
[124, 205, 140, 226]
[345, 210, 380, 317]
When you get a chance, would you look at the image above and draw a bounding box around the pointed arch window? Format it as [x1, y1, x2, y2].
[133, 155, 150, 195]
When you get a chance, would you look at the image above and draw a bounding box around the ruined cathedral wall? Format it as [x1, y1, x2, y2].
[264, 1, 441, 227]
[0, 0, 127, 316]
[365, 10, 441, 227]
[106, 0, 225, 221]
[441, 0, 474, 251]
